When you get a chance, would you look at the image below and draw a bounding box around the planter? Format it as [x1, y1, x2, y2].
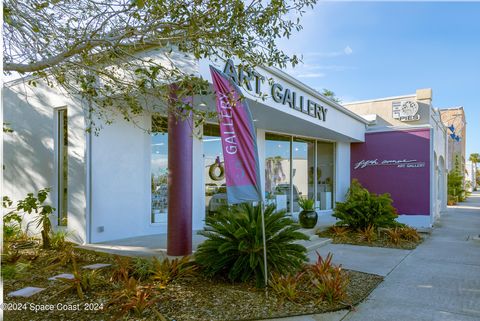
[299, 210, 318, 229]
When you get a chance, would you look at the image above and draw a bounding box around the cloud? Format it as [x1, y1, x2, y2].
[344, 46, 353, 55]
[296, 72, 326, 78]
[304, 46, 354, 58]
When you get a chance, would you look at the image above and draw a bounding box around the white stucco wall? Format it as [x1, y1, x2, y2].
[3, 79, 87, 243]
[335, 142, 351, 204]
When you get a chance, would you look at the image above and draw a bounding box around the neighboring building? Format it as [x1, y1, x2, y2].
[440, 107, 466, 174]
[465, 161, 477, 192]
[3, 52, 368, 253]
[344, 89, 448, 228]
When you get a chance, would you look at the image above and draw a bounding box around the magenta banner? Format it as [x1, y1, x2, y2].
[351, 129, 430, 215]
[210, 66, 262, 204]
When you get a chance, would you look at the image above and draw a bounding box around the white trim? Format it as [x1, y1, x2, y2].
[365, 124, 433, 133]
[343, 94, 416, 105]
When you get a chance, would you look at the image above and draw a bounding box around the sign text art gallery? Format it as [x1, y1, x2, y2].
[222, 59, 328, 122]
[354, 159, 426, 170]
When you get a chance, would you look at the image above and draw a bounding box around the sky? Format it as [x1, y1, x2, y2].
[278, 1, 480, 158]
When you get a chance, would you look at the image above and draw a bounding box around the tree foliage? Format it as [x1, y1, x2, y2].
[321, 88, 341, 103]
[4, 0, 316, 133]
[448, 155, 465, 203]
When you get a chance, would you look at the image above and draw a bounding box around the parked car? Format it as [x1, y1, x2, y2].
[208, 184, 228, 214]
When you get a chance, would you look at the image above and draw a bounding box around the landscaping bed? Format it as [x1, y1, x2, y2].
[2, 244, 382, 321]
[317, 226, 425, 250]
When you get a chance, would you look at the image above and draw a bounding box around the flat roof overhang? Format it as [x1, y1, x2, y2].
[197, 58, 367, 143]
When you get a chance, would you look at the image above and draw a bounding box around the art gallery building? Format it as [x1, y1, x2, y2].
[344, 88, 448, 228]
[3, 50, 447, 254]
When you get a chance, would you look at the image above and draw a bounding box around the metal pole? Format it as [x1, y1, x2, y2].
[261, 201, 268, 288]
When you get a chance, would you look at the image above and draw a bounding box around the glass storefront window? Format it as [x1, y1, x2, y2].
[265, 132, 335, 215]
[317, 142, 334, 210]
[265, 133, 291, 212]
[151, 117, 168, 223]
[203, 124, 227, 216]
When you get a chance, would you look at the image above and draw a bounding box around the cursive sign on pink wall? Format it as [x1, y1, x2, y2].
[351, 129, 430, 216]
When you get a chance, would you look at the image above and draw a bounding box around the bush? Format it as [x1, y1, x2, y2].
[151, 256, 197, 288]
[448, 169, 465, 203]
[3, 196, 24, 242]
[132, 257, 155, 281]
[195, 203, 308, 287]
[307, 252, 349, 304]
[268, 272, 305, 303]
[50, 230, 69, 250]
[333, 180, 398, 230]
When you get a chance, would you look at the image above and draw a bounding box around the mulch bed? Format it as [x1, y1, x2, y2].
[317, 228, 425, 250]
[2, 243, 383, 321]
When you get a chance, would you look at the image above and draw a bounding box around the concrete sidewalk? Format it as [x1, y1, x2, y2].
[344, 191, 480, 321]
[309, 243, 410, 277]
[267, 192, 480, 321]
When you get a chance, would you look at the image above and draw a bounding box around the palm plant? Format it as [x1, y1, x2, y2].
[195, 203, 308, 287]
[297, 197, 315, 211]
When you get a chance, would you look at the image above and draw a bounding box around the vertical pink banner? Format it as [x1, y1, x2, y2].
[210, 66, 262, 204]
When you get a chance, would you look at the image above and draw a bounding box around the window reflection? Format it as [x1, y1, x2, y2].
[317, 142, 334, 210]
[292, 138, 315, 215]
[265, 132, 335, 215]
[151, 116, 168, 223]
[265, 133, 291, 212]
[204, 124, 227, 216]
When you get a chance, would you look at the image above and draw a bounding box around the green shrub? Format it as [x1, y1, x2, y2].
[50, 230, 69, 250]
[132, 257, 155, 281]
[195, 203, 308, 287]
[3, 196, 24, 242]
[1, 265, 17, 280]
[3, 189, 55, 248]
[1, 262, 31, 280]
[333, 180, 398, 230]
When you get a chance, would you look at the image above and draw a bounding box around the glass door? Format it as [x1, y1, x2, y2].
[265, 133, 291, 213]
[292, 137, 315, 216]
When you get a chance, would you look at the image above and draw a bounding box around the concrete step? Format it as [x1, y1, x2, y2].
[296, 228, 332, 252]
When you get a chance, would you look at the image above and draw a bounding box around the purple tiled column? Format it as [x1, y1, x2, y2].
[167, 94, 193, 256]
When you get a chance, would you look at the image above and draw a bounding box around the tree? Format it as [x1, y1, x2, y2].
[469, 153, 479, 172]
[321, 88, 341, 103]
[4, 0, 317, 133]
[470, 153, 480, 191]
[448, 154, 465, 203]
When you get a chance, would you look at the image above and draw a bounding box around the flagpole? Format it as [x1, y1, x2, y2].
[261, 201, 268, 288]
